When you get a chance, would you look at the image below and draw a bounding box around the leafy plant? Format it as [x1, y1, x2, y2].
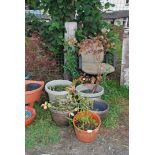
[25, 13, 43, 37]
[63, 39, 80, 79]
[75, 111, 99, 130]
[40, 20, 65, 54]
[41, 93, 93, 112]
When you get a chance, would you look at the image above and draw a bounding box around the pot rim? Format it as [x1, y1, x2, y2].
[25, 80, 44, 95]
[45, 80, 72, 95]
[76, 84, 104, 98]
[49, 107, 74, 115]
[90, 98, 109, 112]
[73, 111, 101, 133]
[25, 106, 36, 127]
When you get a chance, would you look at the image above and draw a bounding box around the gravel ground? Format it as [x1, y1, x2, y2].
[26, 123, 128, 155]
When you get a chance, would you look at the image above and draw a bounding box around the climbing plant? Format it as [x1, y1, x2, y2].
[26, 0, 120, 79]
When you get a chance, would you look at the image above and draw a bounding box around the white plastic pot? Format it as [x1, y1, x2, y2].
[45, 80, 72, 102]
[76, 84, 104, 99]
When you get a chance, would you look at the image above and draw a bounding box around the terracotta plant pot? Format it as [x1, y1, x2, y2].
[25, 80, 44, 107]
[25, 106, 36, 127]
[73, 111, 101, 143]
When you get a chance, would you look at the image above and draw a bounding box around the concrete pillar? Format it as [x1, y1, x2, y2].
[64, 22, 77, 80]
[120, 30, 129, 86]
[64, 22, 77, 41]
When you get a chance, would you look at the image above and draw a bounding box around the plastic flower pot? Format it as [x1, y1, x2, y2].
[45, 80, 72, 102]
[25, 80, 44, 107]
[25, 106, 36, 127]
[90, 98, 109, 119]
[73, 111, 101, 143]
[76, 84, 104, 99]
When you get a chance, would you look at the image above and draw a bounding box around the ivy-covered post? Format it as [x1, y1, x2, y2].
[64, 22, 77, 80]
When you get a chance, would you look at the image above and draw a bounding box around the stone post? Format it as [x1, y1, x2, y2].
[64, 22, 77, 80]
[120, 29, 129, 86]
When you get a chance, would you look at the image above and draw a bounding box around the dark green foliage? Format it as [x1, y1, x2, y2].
[75, 0, 104, 38]
[25, 13, 43, 37]
[40, 20, 65, 54]
[26, 0, 40, 10]
[100, 77, 129, 128]
[64, 43, 79, 79]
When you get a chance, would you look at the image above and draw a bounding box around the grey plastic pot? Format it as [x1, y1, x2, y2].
[75, 84, 104, 99]
[45, 80, 72, 102]
[49, 107, 70, 126]
[90, 98, 109, 119]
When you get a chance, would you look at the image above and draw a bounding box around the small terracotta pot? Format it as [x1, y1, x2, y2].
[73, 111, 101, 143]
[25, 106, 36, 127]
[25, 80, 44, 107]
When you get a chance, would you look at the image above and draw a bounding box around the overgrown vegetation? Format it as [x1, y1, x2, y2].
[26, 0, 120, 79]
[63, 39, 80, 79]
[100, 78, 129, 128]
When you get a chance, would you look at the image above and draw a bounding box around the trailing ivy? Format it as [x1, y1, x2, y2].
[63, 41, 79, 79]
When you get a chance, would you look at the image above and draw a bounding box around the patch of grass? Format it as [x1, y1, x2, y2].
[25, 103, 60, 149]
[103, 103, 122, 129]
[101, 78, 129, 101]
[100, 78, 129, 128]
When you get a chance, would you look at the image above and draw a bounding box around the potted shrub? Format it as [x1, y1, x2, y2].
[45, 80, 72, 102]
[73, 110, 101, 143]
[75, 35, 115, 99]
[41, 92, 93, 126]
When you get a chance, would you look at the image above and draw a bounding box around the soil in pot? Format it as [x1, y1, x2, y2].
[81, 89, 99, 94]
[48, 85, 68, 91]
[26, 83, 41, 91]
